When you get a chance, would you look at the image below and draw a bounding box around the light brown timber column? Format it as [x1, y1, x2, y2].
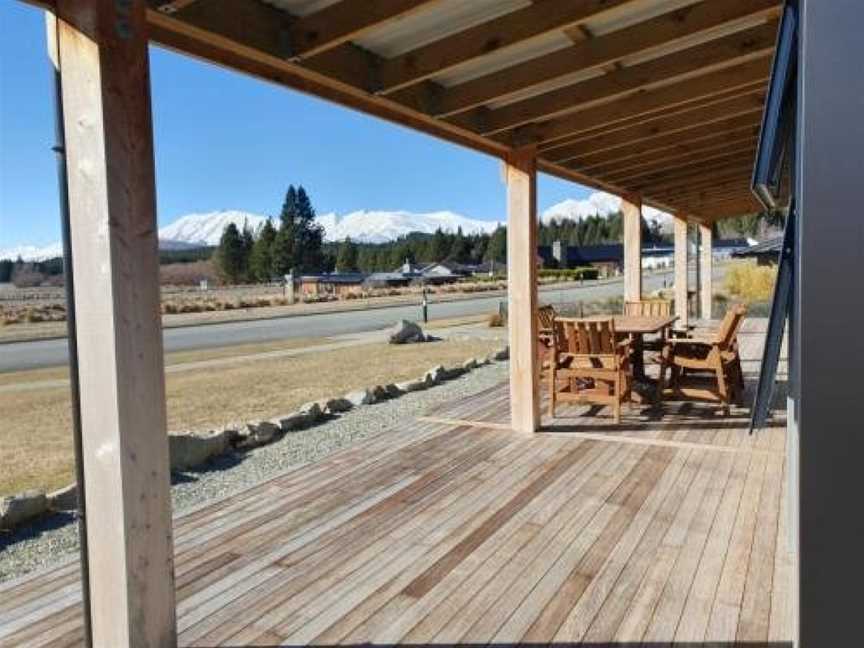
[622, 194, 642, 303]
[699, 223, 713, 319]
[505, 148, 540, 434]
[51, 2, 176, 646]
[673, 215, 689, 328]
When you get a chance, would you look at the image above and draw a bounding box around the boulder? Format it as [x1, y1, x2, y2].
[235, 420, 280, 450]
[424, 365, 448, 384]
[345, 388, 376, 407]
[323, 397, 353, 414]
[462, 358, 479, 371]
[371, 385, 390, 400]
[396, 377, 429, 393]
[492, 346, 510, 361]
[389, 319, 427, 344]
[444, 366, 466, 379]
[384, 383, 404, 398]
[474, 356, 490, 367]
[48, 484, 78, 512]
[169, 430, 229, 470]
[275, 412, 308, 432]
[298, 401, 323, 422]
[1, 490, 48, 529]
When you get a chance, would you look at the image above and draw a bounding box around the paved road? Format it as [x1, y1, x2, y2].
[1, 268, 710, 372]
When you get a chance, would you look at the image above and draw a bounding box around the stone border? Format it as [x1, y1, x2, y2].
[0, 345, 509, 531]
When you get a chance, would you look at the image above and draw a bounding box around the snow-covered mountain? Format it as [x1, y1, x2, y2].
[317, 209, 499, 244]
[4, 195, 664, 261]
[0, 243, 64, 263]
[542, 191, 672, 224]
[158, 210, 268, 247]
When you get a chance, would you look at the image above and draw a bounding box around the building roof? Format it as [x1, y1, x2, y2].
[733, 236, 782, 257]
[299, 272, 367, 284]
[118, 0, 784, 223]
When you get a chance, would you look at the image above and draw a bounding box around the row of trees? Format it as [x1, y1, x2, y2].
[213, 189, 678, 282]
[215, 185, 325, 283]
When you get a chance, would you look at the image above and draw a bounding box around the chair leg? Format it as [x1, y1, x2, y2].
[548, 366, 557, 419]
[613, 373, 621, 424]
[656, 353, 668, 404]
[715, 361, 730, 415]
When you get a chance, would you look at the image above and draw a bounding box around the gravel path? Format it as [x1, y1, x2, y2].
[0, 360, 508, 582]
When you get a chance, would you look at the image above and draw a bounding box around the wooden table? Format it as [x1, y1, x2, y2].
[588, 314, 679, 382]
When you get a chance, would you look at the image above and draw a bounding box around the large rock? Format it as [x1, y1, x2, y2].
[371, 385, 390, 401]
[1, 490, 48, 529]
[384, 383, 404, 398]
[275, 412, 308, 432]
[345, 388, 376, 407]
[169, 430, 230, 469]
[424, 365, 448, 384]
[492, 346, 510, 361]
[298, 401, 323, 422]
[48, 484, 78, 512]
[396, 377, 428, 392]
[323, 397, 353, 414]
[462, 358, 479, 371]
[389, 319, 427, 344]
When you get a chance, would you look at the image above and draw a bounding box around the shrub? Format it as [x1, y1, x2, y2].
[724, 262, 777, 302]
[487, 312, 505, 328]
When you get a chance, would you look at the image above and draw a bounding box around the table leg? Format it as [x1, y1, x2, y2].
[632, 333, 646, 381]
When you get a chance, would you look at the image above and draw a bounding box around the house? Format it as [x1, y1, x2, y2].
[297, 273, 367, 297]
[538, 242, 624, 276]
[732, 236, 783, 265]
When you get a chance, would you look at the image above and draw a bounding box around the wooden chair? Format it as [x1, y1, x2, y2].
[622, 299, 673, 353]
[537, 304, 559, 382]
[623, 299, 672, 318]
[548, 318, 632, 423]
[656, 304, 747, 412]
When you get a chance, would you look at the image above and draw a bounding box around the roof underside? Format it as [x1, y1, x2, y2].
[137, 1, 781, 222]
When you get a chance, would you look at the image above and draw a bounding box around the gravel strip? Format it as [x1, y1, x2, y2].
[0, 361, 508, 583]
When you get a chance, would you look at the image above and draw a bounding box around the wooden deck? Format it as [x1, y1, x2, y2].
[0, 321, 793, 646]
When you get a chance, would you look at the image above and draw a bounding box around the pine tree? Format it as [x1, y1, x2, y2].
[336, 237, 359, 273]
[428, 228, 448, 261]
[215, 223, 246, 283]
[446, 227, 471, 263]
[249, 218, 277, 282]
[484, 226, 507, 263]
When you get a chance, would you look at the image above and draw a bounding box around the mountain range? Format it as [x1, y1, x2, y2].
[2, 192, 671, 261]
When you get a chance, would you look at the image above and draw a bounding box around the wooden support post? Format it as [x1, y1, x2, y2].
[51, 3, 176, 646]
[699, 223, 713, 319]
[505, 147, 540, 434]
[673, 215, 689, 328]
[622, 194, 642, 303]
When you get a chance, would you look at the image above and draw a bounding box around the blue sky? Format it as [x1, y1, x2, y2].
[0, 1, 591, 248]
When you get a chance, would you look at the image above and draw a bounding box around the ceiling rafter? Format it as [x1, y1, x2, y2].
[286, 0, 442, 60]
[559, 116, 761, 167]
[452, 20, 777, 136]
[606, 145, 758, 184]
[586, 134, 759, 178]
[420, 0, 780, 118]
[373, 0, 634, 95]
[507, 57, 770, 146]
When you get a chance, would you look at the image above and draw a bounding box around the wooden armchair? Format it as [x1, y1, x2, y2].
[548, 318, 632, 423]
[656, 304, 747, 412]
[537, 304, 559, 381]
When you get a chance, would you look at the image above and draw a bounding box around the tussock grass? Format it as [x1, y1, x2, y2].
[724, 261, 777, 303]
[0, 334, 503, 495]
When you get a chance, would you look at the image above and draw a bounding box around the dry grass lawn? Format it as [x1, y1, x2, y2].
[0, 334, 503, 495]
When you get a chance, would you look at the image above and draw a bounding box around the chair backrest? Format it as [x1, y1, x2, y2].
[537, 304, 556, 331]
[715, 303, 747, 348]
[556, 317, 618, 356]
[623, 299, 672, 317]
